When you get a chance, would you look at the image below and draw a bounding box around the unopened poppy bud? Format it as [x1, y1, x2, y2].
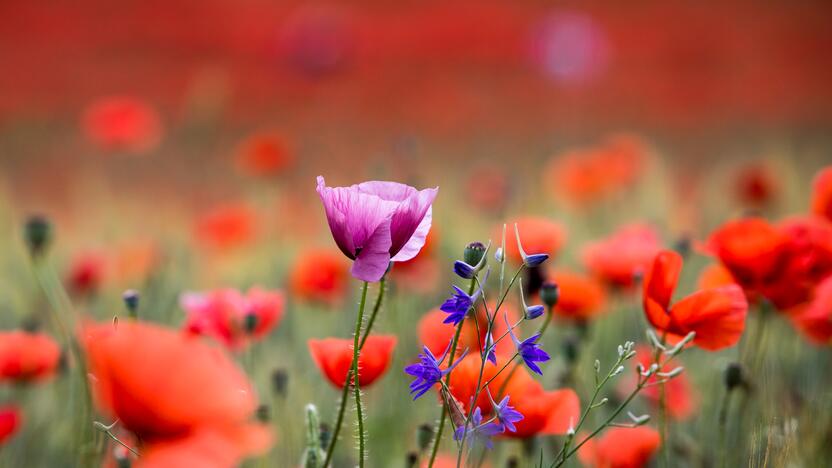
[563, 335, 580, 364]
[122, 290, 140, 319]
[256, 404, 270, 422]
[540, 281, 560, 308]
[271, 368, 289, 398]
[405, 452, 419, 468]
[319, 422, 331, 449]
[302, 404, 325, 468]
[674, 234, 692, 258]
[506, 456, 519, 468]
[244, 312, 258, 333]
[463, 241, 487, 266]
[416, 423, 434, 452]
[24, 215, 52, 258]
[724, 362, 747, 391]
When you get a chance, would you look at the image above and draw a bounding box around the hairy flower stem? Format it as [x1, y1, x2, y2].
[352, 281, 369, 468]
[427, 278, 477, 468]
[323, 279, 384, 468]
[31, 258, 97, 466]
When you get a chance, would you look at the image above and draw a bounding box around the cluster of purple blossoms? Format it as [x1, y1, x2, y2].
[404, 344, 468, 399]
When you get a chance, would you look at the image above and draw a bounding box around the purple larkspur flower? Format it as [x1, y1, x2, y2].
[519, 278, 545, 320]
[484, 332, 497, 365]
[439, 269, 488, 326]
[316, 176, 438, 282]
[404, 344, 467, 399]
[505, 313, 550, 375]
[488, 392, 523, 433]
[453, 407, 502, 450]
[514, 223, 549, 267]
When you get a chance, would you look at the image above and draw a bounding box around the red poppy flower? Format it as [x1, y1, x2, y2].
[500, 217, 566, 265]
[448, 355, 579, 439]
[811, 166, 832, 222]
[289, 248, 349, 306]
[181, 288, 284, 350]
[582, 224, 662, 288]
[0, 331, 61, 383]
[697, 263, 736, 291]
[0, 406, 21, 446]
[706, 218, 791, 289]
[789, 276, 832, 345]
[621, 346, 696, 420]
[67, 251, 107, 296]
[392, 229, 441, 293]
[234, 132, 295, 177]
[195, 203, 257, 250]
[81, 96, 162, 154]
[550, 270, 607, 321]
[577, 426, 661, 468]
[733, 162, 779, 208]
[308, 335, 397, 388]
[80, 321, 272, 468]
[643, 250, 748, 351]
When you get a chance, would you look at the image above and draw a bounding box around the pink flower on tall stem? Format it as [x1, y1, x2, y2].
[316, 176, 438, 282]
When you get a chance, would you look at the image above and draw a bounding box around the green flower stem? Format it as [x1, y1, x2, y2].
[323, 278, 384, 468]
[351, 281, 369, 468]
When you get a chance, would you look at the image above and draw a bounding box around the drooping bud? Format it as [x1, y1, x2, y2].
[416, 423, 434, 452]
[540, 281, 560, 308]
[24, 215, 52, 258]
[301, 404, 326, 468]
[122, 290, 140, 319]
[271, 368, 289, 398]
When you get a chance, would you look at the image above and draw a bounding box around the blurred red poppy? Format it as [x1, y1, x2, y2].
[81, 96, 162, 154]
[195, 203, 257, 250]
[80, 321, 272, 467]
[308, 335, 397, 388]
[392, 229, 440, 293]
[811, 166, 832, 222]
[234, 132, 295, 177]
[733, 162, 779, 208]
[0, 331, 61, 383]
[448, 355, 579, 439]
[501, 217, 566, 265]
[789, 276, 832, 345]
[181, 288, 285, 350]
[549, 270, 607, 321]
[67, 251, 107, 296]
[643, 250, 748, 350]
[696, 263, 736, 291]
[0, 406, 21, 446]
[289, 248, 349, 306]
[577, 426, 661, 468]
[582, 224, 662, 288]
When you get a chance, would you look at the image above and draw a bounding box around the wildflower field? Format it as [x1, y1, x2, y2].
[1, 2, 832, 467]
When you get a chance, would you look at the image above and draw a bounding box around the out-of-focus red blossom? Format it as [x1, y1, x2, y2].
[582, 224, 662, 288]
[424, 454, 489, 468]
[544, 134, 646, 206]
[195, 203, 257, 250]
[308, 335, 396, 388]
[81, 96, 162, 154]
[181, 288, 284, 350]
[707, 216, 832, 310]
[811, 166, 832, 222]
[277, 5, 356, 78]
[549, 270, 607, 321]
[448, 355, 579, 439]
[392, 229, 440, 292]
[289, 248, 349, 306]
[577, 426, 661, 468]
[0, 331, 61, 383]
[112, 238, 160, 284]
[733, 163, 779, 208]
[234, 132, 294, 177]
[465, 164, 510, 212]
[789, 276, 832, 345]
[621, 346, 696, 420]
[643, 250, 748, 351]
[67, 251, 107, 296]
[0, 406, 21, 446]
[697, 263, 737, 291]
[501, 217, 566, 264]
[80, 321, 272, 468]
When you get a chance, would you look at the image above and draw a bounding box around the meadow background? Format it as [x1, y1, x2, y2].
[1, 1, 832, 467]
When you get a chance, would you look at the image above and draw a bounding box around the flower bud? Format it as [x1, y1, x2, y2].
[122, 290, 140, 319]
[563, 335, 580, 365]
[724, 362, 747, 391]
[244, 312, 258, 334]
[24, 215, 52, 258]
[405, 452, 419, 468]
[674, 234, 692, 258]
[271, 368, 289, 398]
[540, 281, 560, 308]
[256, 404, 270, 422]
[463, 241, 487, 266]
[302, 404, 325, 468]
[416, 423, 434, 452]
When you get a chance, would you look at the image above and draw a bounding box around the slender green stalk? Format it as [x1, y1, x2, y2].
[496, 305, 554, 399]
[427, 277, 477, 468]
[323, 279, 382, 468]
[352, 281, 370, 468]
